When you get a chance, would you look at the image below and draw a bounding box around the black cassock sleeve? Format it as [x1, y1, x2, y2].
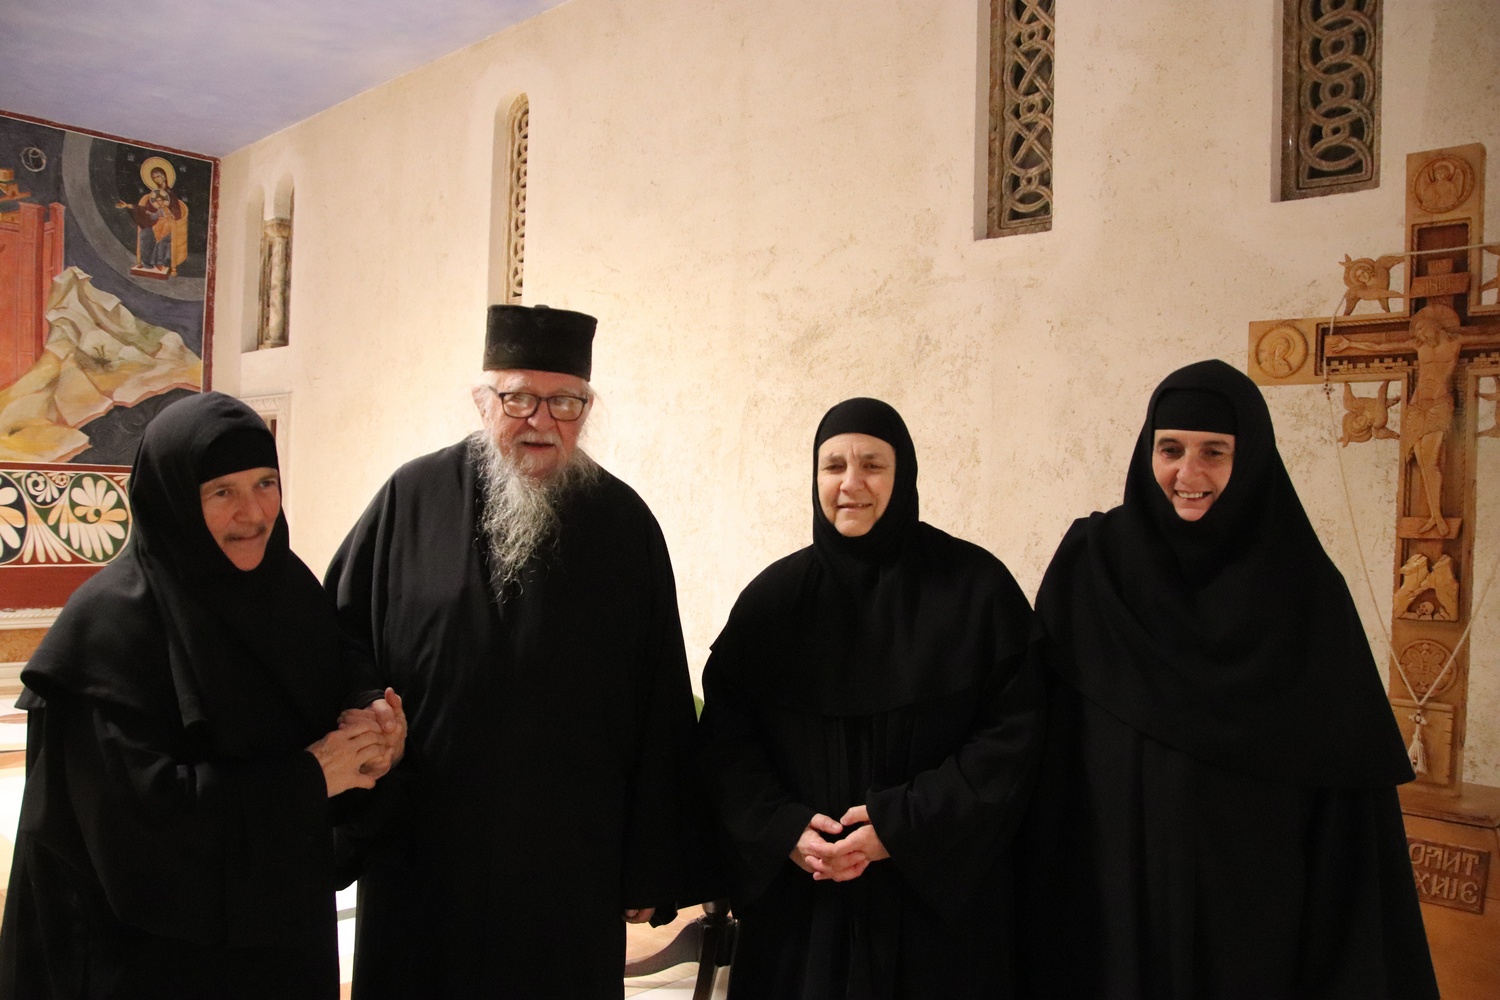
[46, 696, 331, 948]
[323, 478, 412, 876]
[697, 665, 819, 905]
[864, 651, 1045, 912]
[615, 528, 727, 915]
[325, 477, 393, 690]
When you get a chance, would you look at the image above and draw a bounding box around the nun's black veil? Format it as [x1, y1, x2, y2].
[1035, 359, 1410, 786]
[22, 392, 344, 760]
[6, 393, 363, 968]
[711, 397, 1030, 715]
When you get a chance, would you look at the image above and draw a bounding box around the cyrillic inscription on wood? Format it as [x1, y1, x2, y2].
[1408, 837, 1490, 914]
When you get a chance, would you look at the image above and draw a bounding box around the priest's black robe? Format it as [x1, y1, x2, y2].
[699, 399, 1043, 1000]
[326, 438, 707, 1000]
[0, 392, 360, 1000]
[1016, 361, 1437, 1000]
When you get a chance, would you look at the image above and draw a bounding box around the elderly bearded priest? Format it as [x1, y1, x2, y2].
[329, 304, 711, 999]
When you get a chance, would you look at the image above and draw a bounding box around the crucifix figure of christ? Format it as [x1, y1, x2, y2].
[1329, 303, 1500, 537]
[1248, 143, 1500, 795]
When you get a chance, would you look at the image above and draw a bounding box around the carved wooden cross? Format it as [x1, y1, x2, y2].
[1249, 143, 1500, 792]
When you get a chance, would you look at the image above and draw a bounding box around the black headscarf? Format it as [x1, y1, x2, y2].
[710, 398, 1030, 715]
[22, 392, 345, 761]
[809, 398, 920, 569]
[1035, 360, 1412, 787]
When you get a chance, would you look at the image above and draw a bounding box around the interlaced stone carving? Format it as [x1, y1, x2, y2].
[504, 95, 529, 304]
[987, 0, 1053, 238]
[1280, 0, 1381, 200]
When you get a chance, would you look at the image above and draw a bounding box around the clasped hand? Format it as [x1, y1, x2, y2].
[789, 805, 890, 882]
[307, 688, 408, 797]
[337, 687, 408, 778]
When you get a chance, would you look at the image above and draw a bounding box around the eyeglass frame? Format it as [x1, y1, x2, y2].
[486, 386, 592, 422]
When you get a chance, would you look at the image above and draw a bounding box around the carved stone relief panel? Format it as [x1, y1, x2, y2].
[1280, 0, 1381, 201]
[987, 0, 1053, 238]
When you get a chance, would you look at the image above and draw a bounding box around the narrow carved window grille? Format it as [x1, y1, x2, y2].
[987, 0, 1054, 238]
[1280, 0, 1380, 200]
[504, 95, 529, 304]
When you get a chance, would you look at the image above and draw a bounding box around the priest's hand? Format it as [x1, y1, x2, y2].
[789, 813, 844, 875]
[808, 805, 890, 882]
[623, 907, 656, 924]
[340, 687, 407, 778]
[308, 717, 385, 796]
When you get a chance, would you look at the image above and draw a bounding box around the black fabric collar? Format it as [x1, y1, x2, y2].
[710, 399, 1029, 716]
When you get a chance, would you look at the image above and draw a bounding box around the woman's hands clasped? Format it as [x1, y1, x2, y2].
[788, 804, 890, 883]
[308, 687, 408, 797]
[341, 687, 407, 777]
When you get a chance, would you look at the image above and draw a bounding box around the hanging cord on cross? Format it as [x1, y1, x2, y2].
[1316, 240, 1500, 774]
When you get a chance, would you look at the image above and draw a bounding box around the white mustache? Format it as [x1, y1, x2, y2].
[515, 431, 562, 447]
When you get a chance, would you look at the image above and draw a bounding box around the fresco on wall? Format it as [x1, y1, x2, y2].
[0, 110, 216, 608]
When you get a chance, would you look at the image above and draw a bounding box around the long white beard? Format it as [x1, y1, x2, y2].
[471, 433, 600, 594]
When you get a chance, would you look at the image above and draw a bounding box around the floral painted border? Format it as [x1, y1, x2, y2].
[0, 469, 131, 566]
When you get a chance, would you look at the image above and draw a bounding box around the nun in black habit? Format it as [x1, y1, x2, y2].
[1017, 360, 1437, 1000]
[698, 398, 1043, 1000]
[0, 392, 390, 1000]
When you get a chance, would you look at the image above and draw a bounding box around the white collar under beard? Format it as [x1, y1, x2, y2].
[470, 432, 602, 595]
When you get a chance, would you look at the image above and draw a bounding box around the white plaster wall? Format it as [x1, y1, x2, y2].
[215, 0, 1500, 784]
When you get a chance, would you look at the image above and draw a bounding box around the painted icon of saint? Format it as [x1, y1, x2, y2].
[116, 156, 188, 277]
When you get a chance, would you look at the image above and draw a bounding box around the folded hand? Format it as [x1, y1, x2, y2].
[339, 687, 406, 778]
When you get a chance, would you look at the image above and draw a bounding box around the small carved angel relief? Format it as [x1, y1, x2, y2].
[1339, 380, 1400, 446]
[1338, 254, 1404, 316]
[1413, 156, 1475, 215]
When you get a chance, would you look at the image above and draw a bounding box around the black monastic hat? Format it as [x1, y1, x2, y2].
[483, 304, 596, 380]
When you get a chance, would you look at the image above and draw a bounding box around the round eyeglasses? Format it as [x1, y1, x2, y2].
[489, 388, 590, 422]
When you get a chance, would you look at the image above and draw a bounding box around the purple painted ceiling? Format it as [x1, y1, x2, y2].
[0, 0, 567, 156]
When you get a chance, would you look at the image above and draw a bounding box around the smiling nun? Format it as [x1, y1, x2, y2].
[698, 397, 1043, 999]
[1017, 360, 1438, 1000]
[0, 392, 395, 999]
